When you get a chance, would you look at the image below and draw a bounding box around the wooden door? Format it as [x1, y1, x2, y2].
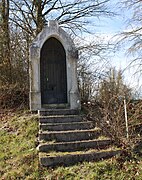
[40, 37, 67, 104]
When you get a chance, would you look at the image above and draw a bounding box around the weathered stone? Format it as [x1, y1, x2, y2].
[38, 109, 121, 167]
[39, 150, 122, 167]
[38, 109, 79, 116]
[38, 139, 112, 152]
[29, 20, 80, 111]
[39, 128, 101, 142]
[39, 121, 94, 131]
[39, 115, 82, 123]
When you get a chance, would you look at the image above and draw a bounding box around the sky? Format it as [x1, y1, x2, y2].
[85, 0, 142, 97]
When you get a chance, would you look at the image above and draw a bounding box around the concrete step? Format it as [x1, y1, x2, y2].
[38, 109, 120, 167]
[39, 128, 101, 142]
[39, 149, 121, 167]
[38, 109, 79, 116]
[38, 139, 112, 152]
[39, 115, 82, 123]
[39, 121, 94, 131]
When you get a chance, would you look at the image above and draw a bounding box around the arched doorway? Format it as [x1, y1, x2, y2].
[40, 37, 67, 105]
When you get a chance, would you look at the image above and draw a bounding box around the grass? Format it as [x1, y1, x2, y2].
[0, 109, 142, 179]
[40, 159, 142, 180]
[0, 110, 39, 179]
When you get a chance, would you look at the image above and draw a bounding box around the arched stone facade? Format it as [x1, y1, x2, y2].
[29, 20, 80, 111]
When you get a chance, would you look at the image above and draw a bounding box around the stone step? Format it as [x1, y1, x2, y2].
[38, 109, 79, 116]
[39, 128, 101, 142]
[39, 115, 82, 123]
[39, 149, 121, 167]
[38, 139, 112, 152]
[39, 121, 94, 131]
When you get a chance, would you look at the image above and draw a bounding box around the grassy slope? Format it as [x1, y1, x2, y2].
[0, 110, 142, 179]
[0, 110, 39, 179]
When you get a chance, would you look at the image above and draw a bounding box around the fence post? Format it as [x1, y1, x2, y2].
[124, 98, 129, 139]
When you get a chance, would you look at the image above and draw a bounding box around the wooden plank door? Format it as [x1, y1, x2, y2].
[40, 37, 67, 104]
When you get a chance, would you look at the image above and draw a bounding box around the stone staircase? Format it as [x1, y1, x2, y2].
[37, 109, 121, 167]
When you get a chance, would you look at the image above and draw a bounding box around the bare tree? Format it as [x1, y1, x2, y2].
[119, 0, 142, 76]
[1, 0, 114, 107]
[0, 0, 12, 84]
[76, 34, 115, 103]
[9, 0, 112, 36]
[87, 68, 132, 142]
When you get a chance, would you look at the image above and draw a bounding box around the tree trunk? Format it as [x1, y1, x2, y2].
[1, 0, 12, 84]
[34, 0, 44, 35]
